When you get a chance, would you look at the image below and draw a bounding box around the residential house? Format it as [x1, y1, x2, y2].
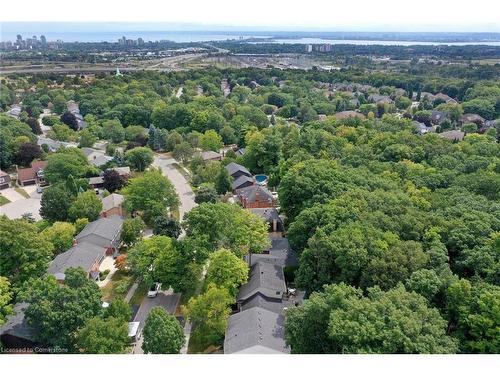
[333, 111, 366, 121]
[434, 93, 457, 104]
[89, 176, 105, 189]
[232, 175, 254, 191]
[110, 166, 131, 178]
[67, 100, 87, 130]
[225, 162, 251, 179]
[0, 303, 37, 350]
[0, 170, 11, 189]
[236, 184, 275, 209]
[237, 262, 287, 308]
[247, 237, 298, 268]
[48, 241, 108, 281]
[224, 307, 289, 354]
[82, 147, 113, 168]
[368, 94, 393, 105]
[17, 160, 48, 186]
[430, 110, 449, 126]
[48, 215, 123, 282]
[250, 208, 284, 234]
[413, 121, 437, 135]
[459, 113, 486, 127]
[439, 130, 466, 142]
[198, 151, 222, 162]
[75, 215, 123, 255]
[7, 104, 21, 119]
[100, 193, 124, 217]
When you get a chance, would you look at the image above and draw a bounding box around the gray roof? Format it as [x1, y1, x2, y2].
[237, 261, 286, 302]
[90, 154, 113, 167]
[110, 167, 131, 176]
[0, 303, 36, 342]
[48, 241, 106, 278]
[75, 215, 123, 248]
[225, 162, 251, 178]
[232, 175, 254, 190]
[240, 294, 286, 314]
[439, 130, 465, 141]
[224, 307, 289, 354]
[251, 208, 282, 226]
[248, 237, 298, 268]
[199, 151, 221, 161]
[88, 176, 104, 185]
[237, 185, 274, 204]
[430, 110, 448, 124]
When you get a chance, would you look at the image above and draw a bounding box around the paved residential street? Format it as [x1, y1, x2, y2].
[153, 154, 196, 221]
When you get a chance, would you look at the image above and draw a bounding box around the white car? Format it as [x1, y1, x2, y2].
[147, 282, 161, 297]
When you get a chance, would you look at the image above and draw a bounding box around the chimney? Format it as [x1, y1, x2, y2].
[272, 218, 277, 232]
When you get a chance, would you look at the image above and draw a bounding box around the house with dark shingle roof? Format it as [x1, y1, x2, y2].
[439, 130, 465, 142]
[250, 208, 284, 234]
[75, 215, 123, 252]
[0, 303, 38, 350]
[225, 162, 251, 179]
[237, 262, 286, 304]
[430, 110, 449, 125]
[48, 241, 107, 281]
[237, 185, 275, 209]
[224, 307, 290, 354]
[232, 175, 254, 191]
[247, 237, 298, 268]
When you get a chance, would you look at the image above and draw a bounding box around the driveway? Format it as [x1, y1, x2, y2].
[0, 198, 41, 221]
[132, 289, 181, 354]
[153, 155, 196, 221]
[0, 188, 26, 202]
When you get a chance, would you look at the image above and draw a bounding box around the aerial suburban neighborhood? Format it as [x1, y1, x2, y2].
[0, 6, 499, 372]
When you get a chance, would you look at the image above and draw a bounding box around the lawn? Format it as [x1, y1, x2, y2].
[100, 270, 135, 301]
[129, 282, 148, 306]
[0, 195, 10, 206]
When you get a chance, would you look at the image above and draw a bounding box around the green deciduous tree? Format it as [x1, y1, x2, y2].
[285, 283, 458, 354]
[21, 268, 102, 350]
[128, 236, 185, 289]
[125, 147, 154, 172]
[183, 203, 270, 258]
[205, 249, 248, 297]
[68, 190, 103, 222]
[0, 216, 54, 290]
[200, 129, 223, 151]
[0, 276, 13, 326]
[183, 284, 232, 347]
[76, 316, 129, 353]
[123, 170, 179, 225]
[40, 184, 74, 222]
[121, 217, 146, 246]
[142, 307, 185, 354]
[41, 221, 76, 254]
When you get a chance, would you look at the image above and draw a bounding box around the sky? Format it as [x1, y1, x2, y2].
[1, 0, 499, 32]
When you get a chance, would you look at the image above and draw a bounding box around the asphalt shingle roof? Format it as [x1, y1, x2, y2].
[232, 175, 254, 190]
[225, 162, 251, 178]
[237, 261, 286, 302]
[75, 215, 123, 248]
[47, 241, 106, 278]
[224, 307, 290, 354]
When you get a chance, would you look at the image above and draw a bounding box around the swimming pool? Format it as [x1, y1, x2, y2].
[255, 174, 268, 185]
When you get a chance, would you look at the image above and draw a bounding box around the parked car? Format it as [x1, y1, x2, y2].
[147, 282, 161, 297]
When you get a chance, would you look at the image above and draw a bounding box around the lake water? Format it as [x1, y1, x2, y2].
[2, 29, 499, 46]
[260, 38, 500, 46]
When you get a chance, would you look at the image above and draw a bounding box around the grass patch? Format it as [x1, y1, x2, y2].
[0, 195, 10, 206]
[187, 331, 222, 354]
[129, 282, 148, 306]
[100, 270, 134, 302]
[14, 187, 30, 198]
